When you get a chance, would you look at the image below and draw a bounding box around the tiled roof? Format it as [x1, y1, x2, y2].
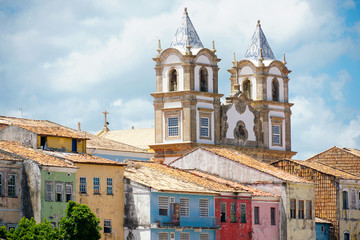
[43, 151, 125, 166]
[188, 170, 279, 198]
[306, 146, 360, 176]
[97, 128, 155, 150]
[0, 149, 23, 162]
[275, 158, 360, 180]
[315, 217, 332, 224]
[0, 141, 75, 168]
[129, 161, 241, 193]
[125, 161, 218, 194]
[86, 133, 148, 153]
[0, 116, 88, 139]
[179, 147, 313, 184]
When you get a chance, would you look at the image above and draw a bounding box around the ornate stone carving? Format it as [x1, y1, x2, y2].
[234, 121, 248, 140]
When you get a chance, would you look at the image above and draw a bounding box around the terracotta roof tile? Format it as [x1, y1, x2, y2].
[188, 170, 279, 197]
[86, 133, 148, 153]
[43, 151, 126, 166]
[0, 141, 75, 168]
[125, 161, 218, 194]
[182, 147, 313, 184]
[0, 116, 88, 139]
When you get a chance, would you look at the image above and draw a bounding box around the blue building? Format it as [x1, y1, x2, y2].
[315, 217, 331, 240]
[123, 161, 219, 240]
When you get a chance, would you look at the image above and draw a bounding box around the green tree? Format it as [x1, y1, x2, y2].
[7, 217, 60, 240]
[0, 225, 10, 239]
[60, 201, 101, 240]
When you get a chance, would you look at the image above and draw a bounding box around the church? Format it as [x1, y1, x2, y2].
[149, 8, 295, 164]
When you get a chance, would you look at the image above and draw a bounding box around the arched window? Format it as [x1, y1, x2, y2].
[272, 78, 279, 101]
[169, 69, 177, 91]
[242, 79, 252, 99]
[200, 67, 208, 92]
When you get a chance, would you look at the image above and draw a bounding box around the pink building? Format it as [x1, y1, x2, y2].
[252, 198, 280, 240]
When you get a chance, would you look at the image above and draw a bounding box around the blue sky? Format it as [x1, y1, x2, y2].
[0, 0, 359, 159]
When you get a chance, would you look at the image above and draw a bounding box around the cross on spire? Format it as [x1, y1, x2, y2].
[102, 110, 110, 131]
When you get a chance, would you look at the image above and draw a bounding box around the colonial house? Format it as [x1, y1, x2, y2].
[0, 116, 88, 153]
[273, 157, 360, 239]
[124, 161, 219, 240]
[169, 147, 316, 240]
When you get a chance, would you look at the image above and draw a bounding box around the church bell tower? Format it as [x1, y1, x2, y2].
[150, 8, 223, 163]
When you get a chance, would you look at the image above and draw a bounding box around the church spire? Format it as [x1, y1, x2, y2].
[244, 20, 275, 62]
[170, 8, 204, 53]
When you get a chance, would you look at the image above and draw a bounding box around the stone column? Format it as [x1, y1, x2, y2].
[155, 65, 163, 93]
[153, 100, 164, 143]
[284, 109, 292, 151]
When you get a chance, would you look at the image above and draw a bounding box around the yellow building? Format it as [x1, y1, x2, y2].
[46, 152, 126, 240]
[0, 116, 88, 153]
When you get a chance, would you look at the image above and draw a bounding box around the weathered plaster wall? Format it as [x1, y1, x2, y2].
[41, 167, 76, 226]
[23, 159, 41, 222]
[76, 163, 124, 240]
[225, 104, 256, 141]
[0, 125, 36, 148]
[124, 229, 150, 240]
[252, 199, 280, 240]
[316, 222, 330, 240]
[0, 161, 22, 227]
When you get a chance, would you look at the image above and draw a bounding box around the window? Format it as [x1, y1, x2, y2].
[200, 233, 209, 240]
[169, 69, 177, 91]
[79, 177, 87, 194]
[240, 203, 246, 223]
[242, 79, 252, 99]
[290, 199, 296, 218]
[159, 232, 169, 240]
[200, 117, 209, 138]
[199, 199, 209, 217]
[272, 78, 279, 101]
[344, 232, 350, 240]
[272, 125, 281, 145]
[104, 219, 111, 233]
[93, 177, 100, 194]
[180, 232, 190, 240]
[298, 200, 304, 219]
[170, 232, 175, 240]
[40, 136, 47, 149]
[168, 117, 179, 137]
[159, 196, 169, 216]
[45, 181, 54, 201]
[271, 207, 276, 225]
[351, 189, 356, 209]
[56, 182, 64, 202]
[107, 178, 113, 195]
[200, 67, 208, 92]
[72, 139, 77, 152]
[0, 172, 3, 197]
[343, 190, 349, 210]
[306, 201, 312, 219]
[65, 183, 73, 202]
[230, 202, 236, 223]
[220, 202, 226, 222]
[7, 174, 17, 197]
[254, 207, 259, 225]
[180, 198, 189, 217]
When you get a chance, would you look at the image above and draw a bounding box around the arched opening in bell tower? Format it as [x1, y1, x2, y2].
[242, 79, 252, 99]
[272, 78, 279, 101]
[200, 67, 208, 92]
[169, 69, 178, 91]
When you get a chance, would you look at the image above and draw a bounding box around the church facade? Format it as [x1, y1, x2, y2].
[150, 9, 296, 163]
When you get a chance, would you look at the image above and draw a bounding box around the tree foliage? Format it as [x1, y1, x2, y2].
[60, 201, 102, 240]
[0, 201, 101, 240]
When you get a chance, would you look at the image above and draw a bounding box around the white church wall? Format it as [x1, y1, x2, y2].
[239, 66, 254, 75]
[164, 54, 181, 64]
[196, 55, 211, 64]
[269, 66, 281, 75]
[196, 102, 214, 144]
[164, 102, 182, 109]
[225, 104, 256, 141]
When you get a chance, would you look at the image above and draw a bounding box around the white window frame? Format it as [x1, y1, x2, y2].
[65, 182, 73, 202]
[7, 173, 17, 198]
[200, 117, 209, 138]
[270, 116, 284, 146]
[93, 177, 100, 194]
[164, 110, 181, 140]
[180, 198, 190, 217]
[104, 219, 112, 234]
[107, 178, 113, 195]
[159, 232, 169, 240]
[199, 198, 209, 217]
[198, 108, 213, 140]
[55, 182, 64, 202]
[79, 177, 87, 194]
[159, 196, 169, 216]
[45, 181, 54, 201]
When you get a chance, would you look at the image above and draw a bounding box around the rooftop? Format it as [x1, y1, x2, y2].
[0, 116, 88, 140]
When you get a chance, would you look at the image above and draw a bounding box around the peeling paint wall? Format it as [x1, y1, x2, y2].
[0, 160, 22, 229]
[23, 159, 41, 222]
[36, 136, 86, 153]
[252, 199, 280, 240]
[76, 163, 124, 240]
[0, 125, 36, 148]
